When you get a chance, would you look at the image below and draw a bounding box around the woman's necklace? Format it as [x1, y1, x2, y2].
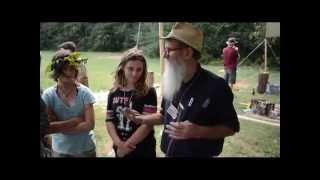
[119, 88, 135, 131]
[123, 89, 134, 109]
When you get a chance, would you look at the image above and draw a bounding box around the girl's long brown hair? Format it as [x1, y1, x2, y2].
[112, 47, 149, 98]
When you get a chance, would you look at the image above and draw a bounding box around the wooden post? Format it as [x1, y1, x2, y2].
[264, 38, 268, 72]
[257, 38, 269, 94]
[159, 23, 164, 94]
[159, 23, 164, 75]
[257, 72, 269, 94]
[147, 72, 154, 87]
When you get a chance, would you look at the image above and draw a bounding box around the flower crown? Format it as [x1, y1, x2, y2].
[45, 52, 88, 73]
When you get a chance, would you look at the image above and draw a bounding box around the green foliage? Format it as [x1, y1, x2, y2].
[40, 22, 279, 67]
[138, 23, 159, 57]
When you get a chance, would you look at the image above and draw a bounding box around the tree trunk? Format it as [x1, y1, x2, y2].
[257, 72, 269, 94]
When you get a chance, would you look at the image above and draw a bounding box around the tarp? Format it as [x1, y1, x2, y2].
[266, 22, 280, 37]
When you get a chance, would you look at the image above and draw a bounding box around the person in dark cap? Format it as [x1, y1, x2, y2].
[222, 37, 240, 90]
[125, 23, 240, 157]
[58, 41, 76, 52]
[58, 41, 89, 87]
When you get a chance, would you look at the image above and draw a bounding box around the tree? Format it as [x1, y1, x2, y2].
[40, 22, 279, 67]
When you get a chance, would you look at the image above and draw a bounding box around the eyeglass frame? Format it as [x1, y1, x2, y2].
[164, 47, 186, 55]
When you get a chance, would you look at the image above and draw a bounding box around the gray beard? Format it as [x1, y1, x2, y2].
[162, 59, 186, 101]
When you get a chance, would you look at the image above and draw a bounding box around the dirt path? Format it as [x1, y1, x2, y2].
[238, 114, 280, 127]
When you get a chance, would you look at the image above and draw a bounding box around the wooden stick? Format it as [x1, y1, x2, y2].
[159, 23, 164, 75]
[264, 38, 268, 72]
[159, 23, 164, 94]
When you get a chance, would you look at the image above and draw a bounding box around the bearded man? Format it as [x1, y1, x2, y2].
[125, 22, 240, 157]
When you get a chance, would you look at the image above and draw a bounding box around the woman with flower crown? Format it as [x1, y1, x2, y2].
[41, 49, 96, 157]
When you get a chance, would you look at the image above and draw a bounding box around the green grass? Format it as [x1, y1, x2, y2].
[41, 51, 280, 157]
[202, 63, 280, 112]
[152, 120, 280, 157]
[93, 105, 109, 157]
[221, 119, 280, 157]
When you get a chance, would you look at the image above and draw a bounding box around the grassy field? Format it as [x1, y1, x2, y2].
[41, 51, 280, 157]
[40, 51, 162, 91]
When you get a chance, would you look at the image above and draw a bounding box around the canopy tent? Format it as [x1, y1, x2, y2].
[266, 22, 280, 38]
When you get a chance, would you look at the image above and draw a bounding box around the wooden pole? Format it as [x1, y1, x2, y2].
[159, 23, 164, 75]
[264, 38, 267, 72]
[257, 38, 269, 94]
[136, 22, 141, 48]
[238, 39, 264, 67]
[147, 72, 154, 87]
[159, 23, 164, 94]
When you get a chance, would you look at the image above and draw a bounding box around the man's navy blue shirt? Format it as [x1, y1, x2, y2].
[160, 65, 240, 157]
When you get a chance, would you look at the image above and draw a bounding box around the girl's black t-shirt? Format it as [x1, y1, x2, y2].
[106, 87, 157, 152]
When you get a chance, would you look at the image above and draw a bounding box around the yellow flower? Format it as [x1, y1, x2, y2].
[65, 52, 88, 65]
[45, 52, 88, 74]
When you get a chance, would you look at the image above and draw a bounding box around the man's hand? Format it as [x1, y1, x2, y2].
[164, 120, 200, 140]
[116, 140, 136, 158]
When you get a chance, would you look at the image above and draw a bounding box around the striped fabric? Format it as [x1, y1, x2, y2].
[143, 104, 157, 114]
[106, 110, 115, 119]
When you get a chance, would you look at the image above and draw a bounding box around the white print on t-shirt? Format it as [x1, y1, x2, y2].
[179, 103, 184, 110]
[188, 97, 194, 107]
[116, 106, 131, 132]
[113, 96, 130, 105]
[202, 98, 211, 109]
